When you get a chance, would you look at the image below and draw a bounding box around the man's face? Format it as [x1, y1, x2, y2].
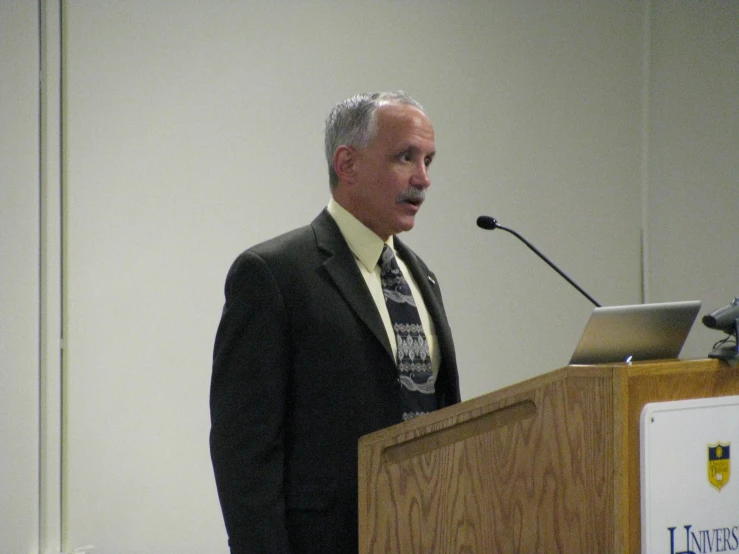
[347, 103, 436, 240]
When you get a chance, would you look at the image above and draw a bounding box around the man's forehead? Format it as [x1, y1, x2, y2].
[377, 102, 428, 123]
[375, 104, 434, 143]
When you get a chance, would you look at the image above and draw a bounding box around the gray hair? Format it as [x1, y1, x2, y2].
[324, 91, 424, 188]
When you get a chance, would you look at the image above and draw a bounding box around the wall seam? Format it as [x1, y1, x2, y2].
[640, 0, 653, 303]
[39, 0, 64, 552]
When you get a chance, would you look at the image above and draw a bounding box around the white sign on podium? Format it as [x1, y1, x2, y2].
[641, 395, 739, 554]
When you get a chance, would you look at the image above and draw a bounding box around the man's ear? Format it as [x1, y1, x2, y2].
[333, 145, 356, 185]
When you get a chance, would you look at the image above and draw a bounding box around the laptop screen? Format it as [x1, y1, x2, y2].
[569, 300, 702, 365]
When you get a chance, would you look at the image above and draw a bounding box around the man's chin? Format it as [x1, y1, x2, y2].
[393, 216, 416, 235]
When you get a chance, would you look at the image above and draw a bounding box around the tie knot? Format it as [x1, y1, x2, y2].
[379, 244, 395, 270]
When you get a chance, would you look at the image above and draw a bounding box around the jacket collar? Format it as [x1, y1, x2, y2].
[311, 209, 394, 361]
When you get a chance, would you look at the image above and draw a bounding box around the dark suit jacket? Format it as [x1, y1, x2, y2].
[210, 209, 460, 554]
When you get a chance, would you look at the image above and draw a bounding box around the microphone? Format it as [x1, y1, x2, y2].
[476, 215, 601, 308]
[702, 297, 739, 334]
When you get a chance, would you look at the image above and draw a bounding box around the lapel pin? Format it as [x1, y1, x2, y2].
[428, 275, 436, 286]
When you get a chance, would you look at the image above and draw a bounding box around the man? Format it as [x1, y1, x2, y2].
[210, 92, 460, 554]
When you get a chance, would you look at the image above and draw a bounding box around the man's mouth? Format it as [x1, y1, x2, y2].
[398, 189, 425, 207]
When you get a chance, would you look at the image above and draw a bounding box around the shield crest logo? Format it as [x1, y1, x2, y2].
[708, 442, 731, 491]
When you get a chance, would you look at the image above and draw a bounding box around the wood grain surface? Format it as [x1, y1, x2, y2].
[358, 359, 739, 554]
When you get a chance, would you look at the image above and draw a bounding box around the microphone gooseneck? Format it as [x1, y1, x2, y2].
[476, 215, 601, 308]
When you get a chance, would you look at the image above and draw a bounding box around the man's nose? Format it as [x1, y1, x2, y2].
[411, 162, 431, 188]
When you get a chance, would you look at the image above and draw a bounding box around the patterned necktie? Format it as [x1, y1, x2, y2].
[379, 244, 438, 421]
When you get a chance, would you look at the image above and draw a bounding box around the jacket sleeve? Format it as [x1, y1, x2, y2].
[209, 251, 292, 553]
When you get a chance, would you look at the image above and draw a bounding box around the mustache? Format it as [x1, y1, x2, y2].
[396, 188, 426, 203]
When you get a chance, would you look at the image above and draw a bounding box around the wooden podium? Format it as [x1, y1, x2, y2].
[358, 358, 739, 553]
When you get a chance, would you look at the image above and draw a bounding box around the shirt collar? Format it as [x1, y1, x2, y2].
[327, 198, 394, 272]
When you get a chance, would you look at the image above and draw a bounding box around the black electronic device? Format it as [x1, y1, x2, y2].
[703, 297, 739, 366]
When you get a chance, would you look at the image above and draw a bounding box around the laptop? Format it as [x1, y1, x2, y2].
[569, 300, 702, 365]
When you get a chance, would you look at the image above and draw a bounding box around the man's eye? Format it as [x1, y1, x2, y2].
[400, 152, 413, 162]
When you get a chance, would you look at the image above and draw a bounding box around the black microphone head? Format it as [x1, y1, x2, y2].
[702, 298, 739, 333]
[476, 215, 498, 230]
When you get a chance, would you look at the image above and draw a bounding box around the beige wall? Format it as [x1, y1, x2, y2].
[0, 2, 40, 554]
[646, 0, 739, 356]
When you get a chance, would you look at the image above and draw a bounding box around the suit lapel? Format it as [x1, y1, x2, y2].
[310, 209, 458, 395]
[311, 210, 395, 362]
[395, 237, 457, 374]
